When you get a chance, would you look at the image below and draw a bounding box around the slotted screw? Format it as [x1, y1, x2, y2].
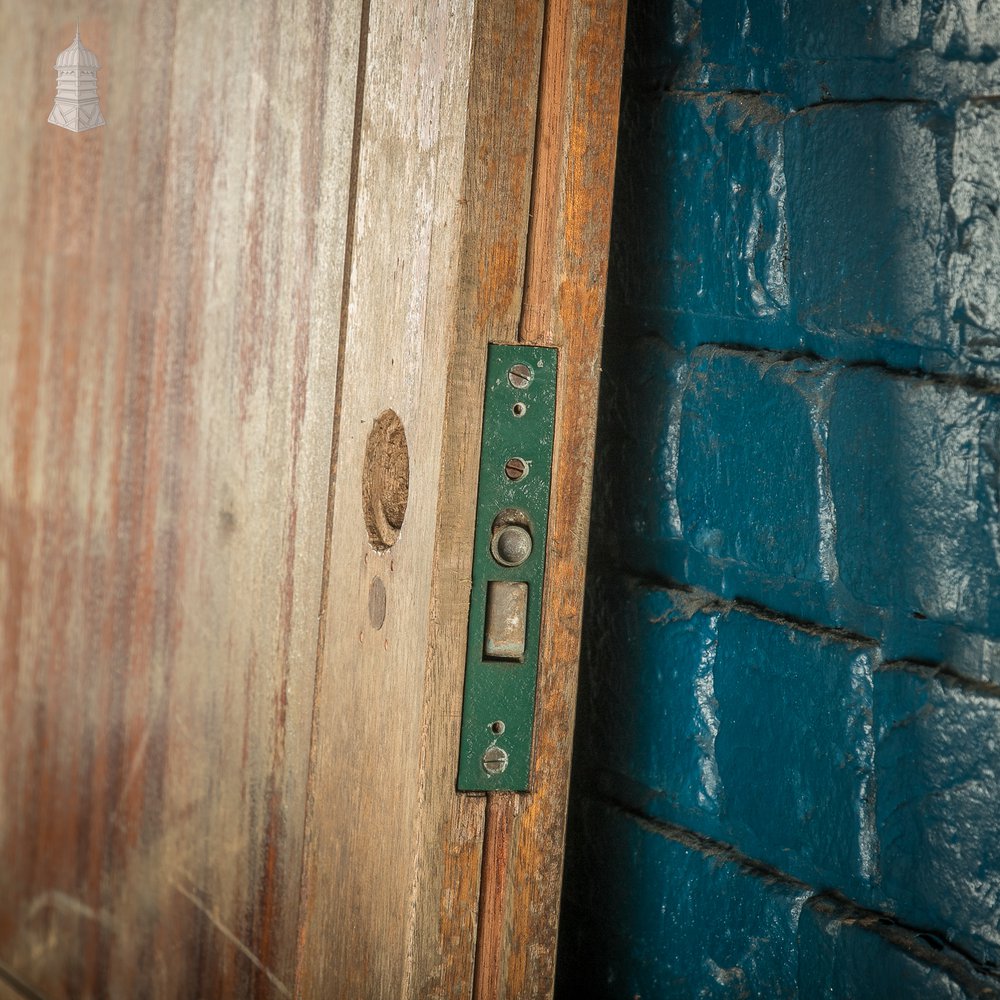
[482, 746, 509, 775]
[504, 457, 528, 481]
[508, 364, 533, 389]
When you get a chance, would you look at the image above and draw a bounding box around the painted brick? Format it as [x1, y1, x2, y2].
[587, 334, 685, 563]
[577, 575, 1000, 967]
[609, 91, 788, 322]
[785, 104, 948, 357]
[798, 898, 1000, 1000]
[941, 631, 1000, 689]
[605, 343, 850, 629]
[578, 576, 878, 900]
[828, 368, 1000, 637]
[562, 0, 1000, 992]
[629, 0, 1000, 104]
[557, 797, 809, 999]
[610, 83, 1000, 381]
[948, 100, 1000, 369]
[558, 799, 1000, 998]
[710, 609, 878, 899]
[602, 343, 1000, 656]
[675, 348, 832, 585]
[874, 667, 1000, 966]
[576, 575, 728, 832]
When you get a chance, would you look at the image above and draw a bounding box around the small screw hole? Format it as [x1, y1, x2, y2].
[490, 720, 505, 735]
[512, 402, 526, 417]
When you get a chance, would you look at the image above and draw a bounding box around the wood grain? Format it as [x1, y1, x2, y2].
[294, 0, 547, 996]
[0, 0, 623, 994]
[0, 2, 361, 996]
[293, 0, 480, 994]
[407, 1, 545, 994]
[472, 793, 516, 1000]
[476, 0, 628, 997]
[0, 962, 45, 1000]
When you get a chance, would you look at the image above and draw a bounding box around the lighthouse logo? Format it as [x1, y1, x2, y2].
[48, 24, 106, 132]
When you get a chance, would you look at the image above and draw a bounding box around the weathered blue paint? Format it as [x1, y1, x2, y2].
[576, 576, 879, 901]
[558, 799, 1000, 999]
[572, 574, 1000, 967]
[829, 369, 1000, 641]
[558, 0, 1000, 995]
[559, 798, 810, 999]
[610, 18, 1000, 380]
[602, 341, 1000, 671]
[798, 898, 1000, 1000]
[874, 666, 1000, 965]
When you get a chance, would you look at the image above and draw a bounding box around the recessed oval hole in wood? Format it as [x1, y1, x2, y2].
[362, 409, 409, 551]
[369, 576, 387, 631]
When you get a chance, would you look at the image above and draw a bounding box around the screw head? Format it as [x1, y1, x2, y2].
[482, 746, 509, 775]
[491, 524, 532, 567]
[508, 364, 533, 389]
[504, 457, 528, 481]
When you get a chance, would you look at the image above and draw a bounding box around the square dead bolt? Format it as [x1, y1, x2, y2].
[483, 582, 528, 661]
[457, 343, 557, 792]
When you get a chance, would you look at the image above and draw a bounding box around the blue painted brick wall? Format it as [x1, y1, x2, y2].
[606, 344, 1000, 663]
[560, 799, 810, 998]
[558, 0, 1000, 996]
[560, 799, 1000, 1000]
[577, 577, 879, 901]
[875, 667, 1000, 963]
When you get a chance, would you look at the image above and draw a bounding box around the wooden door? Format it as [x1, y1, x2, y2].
[0, 2, 624, 997]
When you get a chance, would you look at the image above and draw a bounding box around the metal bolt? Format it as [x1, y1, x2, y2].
[491, 524, 532, 567]
[508, 364, 533, 389]
[482, 746, 509, 775]
[504, 457, 528, 481]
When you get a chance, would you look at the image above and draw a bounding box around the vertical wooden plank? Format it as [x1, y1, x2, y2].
[0, 2, 361, 996]
[472, 793, 516, 1000]
[294, 0, 479, 994]
[406, 1, 545, 994]
[295, 0, 546, 996]
[476, 0, 627, 997]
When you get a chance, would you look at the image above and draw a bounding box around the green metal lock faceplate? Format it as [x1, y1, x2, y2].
[457, 343, 557, 791]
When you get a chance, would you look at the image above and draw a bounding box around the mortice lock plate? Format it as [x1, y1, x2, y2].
[457, 343, 557, 792]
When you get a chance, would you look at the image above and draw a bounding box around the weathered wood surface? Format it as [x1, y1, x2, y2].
[297, 0, 623, 993]
[0, 2, 361, 996]
[294, 0, 545, 995]
[401, 1, 546, 995]
[474, 0, 627, 997]
[0, 0, 624, 996]
[0, 968, 42, 1000]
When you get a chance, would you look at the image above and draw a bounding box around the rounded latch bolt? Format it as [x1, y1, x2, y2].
[508, 364, 533, 389]
[482, 746, 509, 775]
[491, 524, 532, 567]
